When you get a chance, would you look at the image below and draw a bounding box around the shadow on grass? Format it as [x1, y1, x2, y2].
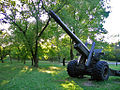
[0, 61, 67, 89]
[0, 61, 120, 90]
[61, 75, 120, 90]
[0, 63, 24, 86]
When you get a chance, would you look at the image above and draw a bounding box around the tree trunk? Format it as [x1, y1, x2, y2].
[9, 55, 12, 64]
[33, 35, 39, 67]
[33, 55, 38, 67]
[70, 45, 74, 60]
[33, 15, 39, 67]
[1, 57, 4, 63]
[69, 10, 76, 60]
[29, 41, 38, 67]
[17, 47, 21, 62]
[31, 58, 34, 66]
[17, 55, 20, 62]
[24, 59, 26, 64]
[1, 60, 4, 63]
[63, 58, 65, 66]
[34, 60, 38, 67]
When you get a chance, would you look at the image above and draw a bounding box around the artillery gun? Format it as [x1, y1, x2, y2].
[49, 10, 120, 81]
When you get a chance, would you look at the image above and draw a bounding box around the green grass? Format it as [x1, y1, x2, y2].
[0, 60, 120, 90]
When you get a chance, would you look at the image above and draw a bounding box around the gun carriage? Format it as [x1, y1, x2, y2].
[49, 10, 120, 81]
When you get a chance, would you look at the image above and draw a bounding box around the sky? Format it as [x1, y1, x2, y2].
[103, 0, 120, 43]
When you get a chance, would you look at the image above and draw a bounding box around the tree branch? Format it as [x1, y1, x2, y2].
[38, 17, 51, 38]
[10, 9, 16, 22]
[1, 13, 25, 35]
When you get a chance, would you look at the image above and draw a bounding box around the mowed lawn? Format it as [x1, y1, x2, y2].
[0, 60, 120, 90]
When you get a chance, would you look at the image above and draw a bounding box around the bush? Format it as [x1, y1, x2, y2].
[102, 49, 120, 62]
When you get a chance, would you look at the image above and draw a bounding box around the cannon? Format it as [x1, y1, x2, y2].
[49, 10, 120, 81]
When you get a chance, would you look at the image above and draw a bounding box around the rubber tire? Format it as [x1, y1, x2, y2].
[92, 61, 109, 81]
[67, 60, 79, 77]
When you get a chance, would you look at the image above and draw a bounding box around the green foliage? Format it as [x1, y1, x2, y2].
[0, 31, 11, 62]
[105, 49, 120, 62]
[56, 0, 109, 41]
[0, 0, 111, 63]
[0, 46, 9, 59]
[101, 42, 120, 62]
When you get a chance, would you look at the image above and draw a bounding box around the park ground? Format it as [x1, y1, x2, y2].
[0, 60, 120, 90]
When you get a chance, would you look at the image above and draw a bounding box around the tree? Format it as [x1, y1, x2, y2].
[1, 0, 51, 67]
[0, 31, 10, 63]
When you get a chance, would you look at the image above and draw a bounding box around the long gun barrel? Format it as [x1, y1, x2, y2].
[49, 10, 90, 56]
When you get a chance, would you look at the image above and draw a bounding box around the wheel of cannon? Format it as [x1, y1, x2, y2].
[67, 60, 80, 77]
[92, 61, 109, 81]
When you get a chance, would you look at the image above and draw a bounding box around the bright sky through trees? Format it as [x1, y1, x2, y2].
[103, 0, 120, 43]
[0, 0, 119, 43]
